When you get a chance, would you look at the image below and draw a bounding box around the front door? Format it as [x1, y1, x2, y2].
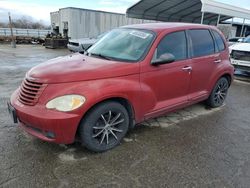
[140, 30, 192, 118]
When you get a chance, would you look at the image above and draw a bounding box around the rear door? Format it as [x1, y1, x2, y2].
[187, 29, 220, 102]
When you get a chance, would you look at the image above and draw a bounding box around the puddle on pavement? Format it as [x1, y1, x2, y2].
[58, 152, 88, 162]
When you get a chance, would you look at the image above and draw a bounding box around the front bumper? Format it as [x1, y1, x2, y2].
[231, 59, 250, 72]
[10, 90, 81, 144]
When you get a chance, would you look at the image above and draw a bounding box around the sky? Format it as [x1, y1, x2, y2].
[0, 0, 250, 25]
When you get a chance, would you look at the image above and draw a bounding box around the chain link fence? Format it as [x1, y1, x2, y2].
[0, 28, 51, 38]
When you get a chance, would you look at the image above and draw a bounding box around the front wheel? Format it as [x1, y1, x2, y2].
[207, 77, 229, 108]
[79, 101, 129, 152]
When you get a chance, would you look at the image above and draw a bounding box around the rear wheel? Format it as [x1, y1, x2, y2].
[207, 77, 229, 108]
[79, 102, 129, 152]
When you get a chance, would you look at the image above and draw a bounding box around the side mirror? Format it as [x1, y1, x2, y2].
[151, 53, 175, 66]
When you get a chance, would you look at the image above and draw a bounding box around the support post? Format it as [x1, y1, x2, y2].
[8, 12, 16, 48]
[216, 14, 221, 26]
[240, 18, 245, 37]
[201, 12, 204, 24]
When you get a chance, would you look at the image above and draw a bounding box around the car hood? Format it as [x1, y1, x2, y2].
[27, 53, 139, 84]
[229, 43, 250, 52]
[69, 38, 97, 44]
[80, 39, 97, 44]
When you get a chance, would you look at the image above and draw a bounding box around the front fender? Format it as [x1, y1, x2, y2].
[39, 74, 144, 123]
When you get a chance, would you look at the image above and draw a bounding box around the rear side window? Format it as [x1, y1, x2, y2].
[189, 29, 215, 57]
[155, 31, 187, 61]
[212, 30, 225, 51]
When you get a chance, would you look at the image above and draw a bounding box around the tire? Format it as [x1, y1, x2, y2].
[207, 77, 229, 108]
[79, 101, 129, 152]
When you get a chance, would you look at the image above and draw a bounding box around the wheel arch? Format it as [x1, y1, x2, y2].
[208, 71, 233, 93]
[206, 73, 232, 108]
[99, 97, 136, 130]
[76, 97, 136, 139]
[221, 73, 232, 86]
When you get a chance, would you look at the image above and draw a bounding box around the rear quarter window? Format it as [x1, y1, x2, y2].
[189, 29, 215, 58]
[212, 30, 225, 52]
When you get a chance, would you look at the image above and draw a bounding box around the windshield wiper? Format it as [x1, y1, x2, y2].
[90, 53, 113, 60]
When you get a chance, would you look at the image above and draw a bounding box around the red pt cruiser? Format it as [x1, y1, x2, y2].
[8, 23, 234, 152]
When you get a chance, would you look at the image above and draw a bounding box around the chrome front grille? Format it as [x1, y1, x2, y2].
[18, 78, 46, 106]
[231, 50, 250, 61]
[69, 42, 79, 46]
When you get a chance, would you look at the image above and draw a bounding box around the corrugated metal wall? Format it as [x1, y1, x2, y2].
[51, 8, 156, 39]
[50, 11, 59, 28]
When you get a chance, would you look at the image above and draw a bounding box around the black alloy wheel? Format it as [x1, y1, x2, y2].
[79, 101, 129, 152]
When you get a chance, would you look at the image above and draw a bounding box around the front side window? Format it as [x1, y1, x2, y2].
[189, 29, 215, 57]
[87, 28, 155, 62]
[153, 31, 187, 61]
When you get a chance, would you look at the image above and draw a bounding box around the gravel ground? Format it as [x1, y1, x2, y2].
[0, 44, 250, 188]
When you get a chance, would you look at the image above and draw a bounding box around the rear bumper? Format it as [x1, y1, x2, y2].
[10, 90, 81, 144]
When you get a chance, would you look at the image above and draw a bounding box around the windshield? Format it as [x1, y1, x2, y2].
[87, 28, 155, 62]
[243, 36, 250, 43]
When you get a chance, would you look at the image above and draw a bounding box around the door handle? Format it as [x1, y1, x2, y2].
[214, 59, 222, 63]
[182, 66, 192, 72]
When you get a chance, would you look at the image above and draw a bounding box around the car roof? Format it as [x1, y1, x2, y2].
[122, 22, 216, 33]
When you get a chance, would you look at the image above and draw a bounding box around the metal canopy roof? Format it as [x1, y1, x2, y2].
[126, 0, 250, 25]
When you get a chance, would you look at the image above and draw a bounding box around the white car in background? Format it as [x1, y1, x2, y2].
[230, 36, 250, 73]
[228, 37, 245, 46]
[67, 33, 106, 52]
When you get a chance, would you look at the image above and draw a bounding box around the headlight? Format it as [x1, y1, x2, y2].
[46, 95, 86, 112]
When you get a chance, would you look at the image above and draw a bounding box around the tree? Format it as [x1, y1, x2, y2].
[0, 16, 50, 29]
[0, 22, 7, 28]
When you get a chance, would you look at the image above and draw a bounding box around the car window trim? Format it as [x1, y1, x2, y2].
[185, 30, 192, 59]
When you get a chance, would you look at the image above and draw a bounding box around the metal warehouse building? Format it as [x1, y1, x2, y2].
[50, 7, 155, 39]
